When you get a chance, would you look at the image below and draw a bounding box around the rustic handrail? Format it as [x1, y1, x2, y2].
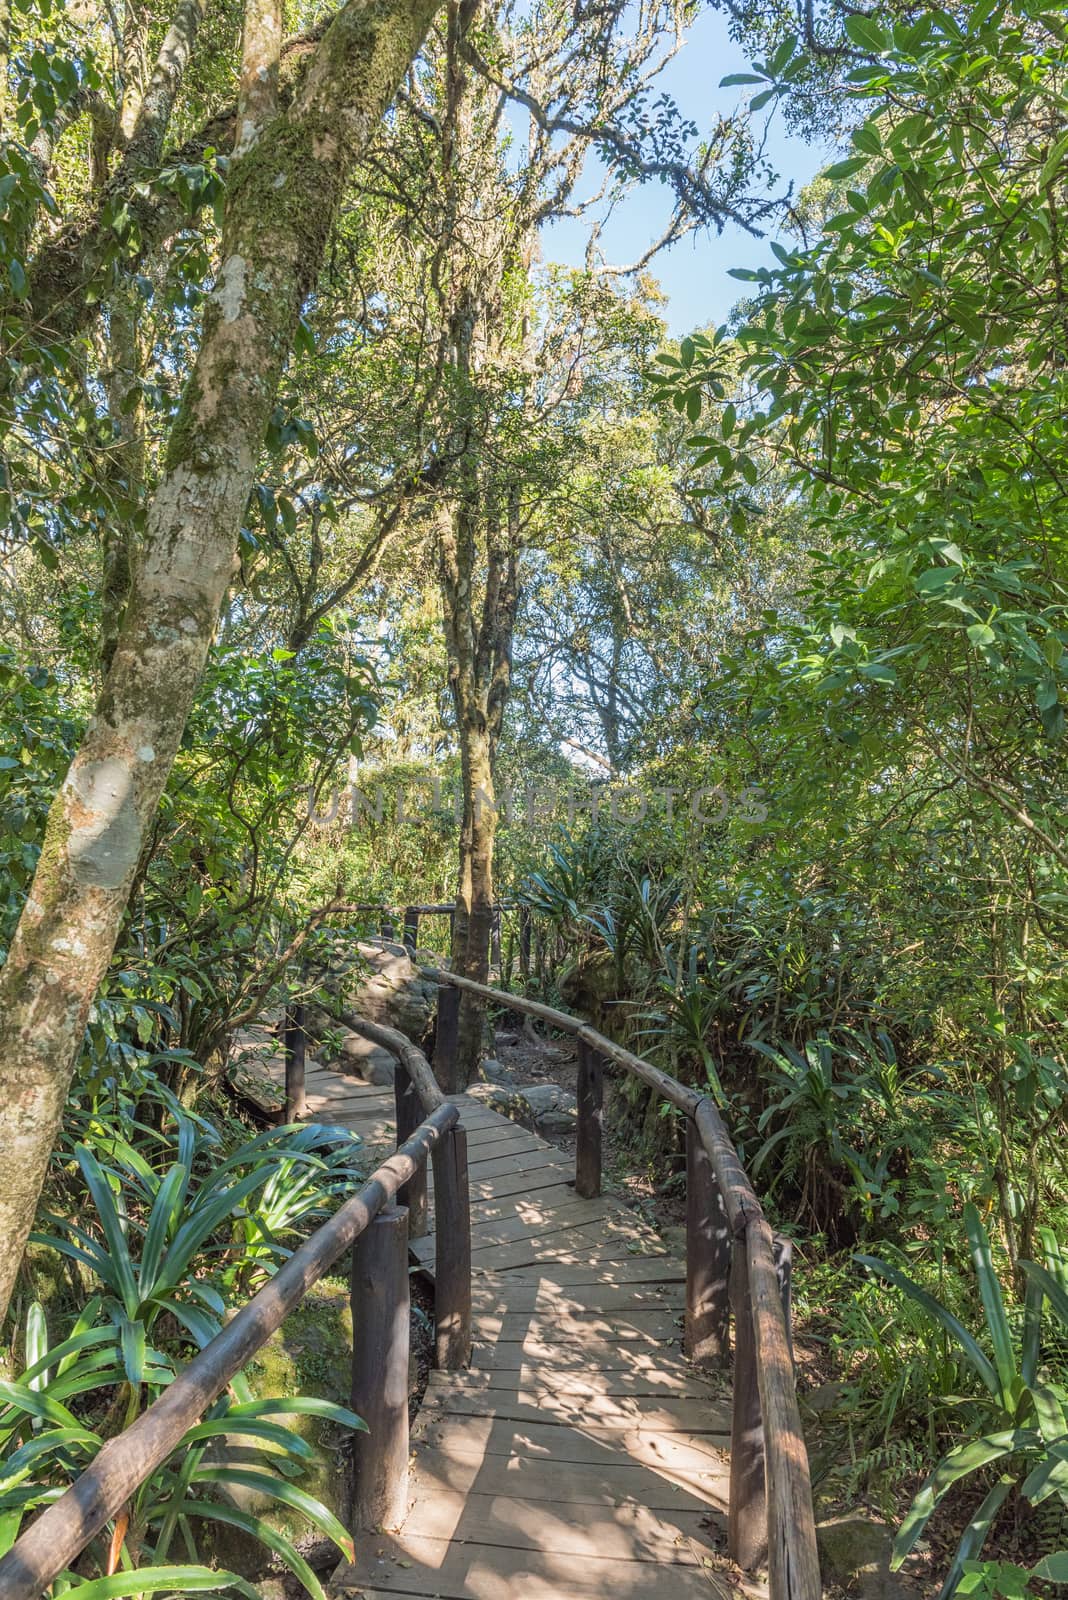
[0, 1103, 460, 1600]
[423, 964, 821, 1600]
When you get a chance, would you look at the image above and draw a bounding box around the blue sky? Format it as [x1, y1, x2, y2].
[539, 7, 836, 334]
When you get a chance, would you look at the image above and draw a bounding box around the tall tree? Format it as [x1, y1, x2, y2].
[0, 0, 442, 1323]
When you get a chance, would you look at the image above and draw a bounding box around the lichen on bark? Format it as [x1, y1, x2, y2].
[0, 0, 445, 1328]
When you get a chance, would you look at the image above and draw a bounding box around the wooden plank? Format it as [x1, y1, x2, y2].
[461, 1119, 548, 1146]
[356, 1488, 719, 1562]
[467, 1165, 582, 1202]
[485, 1254, 686, 1284]
[458, 1180, 606, 1219]
[413, 1413, 728, 1473]
[334, 1535, 731, 1597]
[462, 1147, 574, 1182]
[423, 1368, 723, 1402]
[408, 1444, 729, 1509]
[467, 1197, 614, 1244]
[469, 1280, 685, 1313]
[476, 1308, 684, 1344]
[469, 1339, 699, 1374]
[465, 1140, 558, 1171]
[418, 1389, 730, 1433]
[466, 1222, 632, 1273]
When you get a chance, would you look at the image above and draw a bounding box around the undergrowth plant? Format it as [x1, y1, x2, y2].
[858, 1205, 1068, 1595]
[0, 1301, 363, 1598]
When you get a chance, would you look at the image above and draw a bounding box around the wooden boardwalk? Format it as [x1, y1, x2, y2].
[265, 1052, 747, 1599]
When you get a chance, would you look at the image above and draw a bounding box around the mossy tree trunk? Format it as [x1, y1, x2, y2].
[440, 489, 519, 1089]
[0, 0, 441, 1327]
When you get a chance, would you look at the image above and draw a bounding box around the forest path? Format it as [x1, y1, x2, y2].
[263, 1052, 758, 1599]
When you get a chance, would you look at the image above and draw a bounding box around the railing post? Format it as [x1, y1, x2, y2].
[283, 1001, 306, 1121]
[575, 1040, 603, 1199]
[379, 911, 396, 941]
[393, 1064, 428, 1238]
[403, 906, 419, 952]
[518, 905, 531, 979]
[728, 1229, 767, 1571]
[432, 1123, 471, 1369]
[434, 982, 460, 1094]
[350, 1203, 410, 1531]
[774, 1233, 794, 1364]
[685, 1116, 730, 1366]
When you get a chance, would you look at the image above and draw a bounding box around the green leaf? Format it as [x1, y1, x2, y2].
[191, 1468, 355, 1562]
[61, 1566, 261, 1599]
[1039, 129, 1068, 188]
[163, 1502, 328, 1600]
[227, 1395, 367, 1432]
[843, 14, 887, 51]
[967, 623, 995, 646]
[1020, 1261, 1068, 1335]
[825, 156, 868, 181]
[893, 1432, 1038, 1566]
[1032, 1552, 1068, 1580]
[964, 1202, 1016, 1407]
[855, 1255, 1001, 1397]
[938, 1476, 1016, 1599]
[74, 1145, 139, 1317]
[719, 72, 766, 85]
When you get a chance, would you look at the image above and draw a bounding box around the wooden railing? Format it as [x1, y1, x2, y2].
[426, 966, 822, 1600]
[320, 898, 522, 967]
[3, 950, 818, 1599]
[0, 1034, 471, 1600]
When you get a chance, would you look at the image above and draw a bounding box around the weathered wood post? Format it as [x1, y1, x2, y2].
[283, 1002, 306, 1121]
[774, 1233, 794, 1363]
[434, 981, 461, 1095]
[575, 1040, 603, 1199]
[403, 906, 420, 952]
[432, 1124, 472, 1369]
[350, 1204, 410, 1531]
[379, 910, 396, 941]
[684, 1116, 731, 1365]
[518, 905, 532, 979]
[393, 1064, 428, 1238]
[728, 1230, 766, 1570]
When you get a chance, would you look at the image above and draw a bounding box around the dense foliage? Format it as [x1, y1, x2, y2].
[4, 0, 1068, 1591]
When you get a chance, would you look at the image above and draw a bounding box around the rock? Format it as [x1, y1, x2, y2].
[480, 1058, 510, 1084]
[805, 1380, 848, 1416]
[557, 946, 644, 1038]
[335, 1031, 396, 1087]
[494, 1031, 520, 1047]
[817, 1514, 913, 1598]
[323, 938, 437, 1044]
[203, 1284, 355, 1577]
[466, 1080, 577, 1134]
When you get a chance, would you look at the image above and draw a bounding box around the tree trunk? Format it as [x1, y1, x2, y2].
[449, 710, 498, 1087]
[0, 0, 441, 1328]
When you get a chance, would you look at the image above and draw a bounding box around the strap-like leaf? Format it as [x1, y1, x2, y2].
[964, 1202, 1016, 1407]
[190, 1467, 354, 1561]
[157, 1501, 327, 1600]
[19, 1326, 116, 1390]
[56, 1564, 260, 1598]
[1020, 1259, 1068, 1334]
[855, 1254, 1000, 1397]
[139, 1165, 189, 1295]
[937, 1474, 1016, 1600]
[226, 1396, 367, 1432]
[892, 1430, 1038, 1565]
[74, 1145, 139, 1317]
